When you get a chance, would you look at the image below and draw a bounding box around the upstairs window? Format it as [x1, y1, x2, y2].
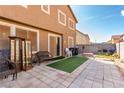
[41, 5, 50, 15]
[68, 18, 75, 30]
[58, 10, 66, 26]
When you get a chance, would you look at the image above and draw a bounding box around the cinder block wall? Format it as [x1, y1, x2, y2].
[77, 44, 116, 54]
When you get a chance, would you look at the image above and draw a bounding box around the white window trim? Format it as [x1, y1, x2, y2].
[68, 36, 74, 48]
[41, 5, 50, 15]
[0, 21, 39, 53]
[68, 18, 75, 30]
[48, 33, 62, 57]
[58, 9, 66, 26]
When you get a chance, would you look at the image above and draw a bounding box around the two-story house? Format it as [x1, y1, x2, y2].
[76, 30, 90, 45]
[0, 5, 78, 58]
[111, 34, 124, 44]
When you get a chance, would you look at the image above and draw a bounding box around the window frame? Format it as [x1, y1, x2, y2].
[68, 36, 74, 48]
[68, 18, 75, 30]
[41, 5, 50, 15]
[58, 9, 66, 26]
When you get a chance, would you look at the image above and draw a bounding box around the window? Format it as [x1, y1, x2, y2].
[27, 31, 37, 51]
[16, 28, 37, 51]
[58, 10, 66, 26]
[68, 36, 74, 48]
[68, 18, 75, 30]
[41, 5, 50, 14]
[0, 25, 10, 59]
[16, 28, 27, 39]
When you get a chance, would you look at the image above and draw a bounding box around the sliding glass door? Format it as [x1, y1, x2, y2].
[56, 37, 60, 56]
[49, 34, 62, 57]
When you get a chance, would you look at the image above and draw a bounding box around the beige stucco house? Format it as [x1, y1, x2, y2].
[76, 30, 90, 45]
[0, 5, 78, 57]
[111, 34, 124, 44]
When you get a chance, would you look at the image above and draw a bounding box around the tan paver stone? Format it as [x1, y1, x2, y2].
[80, 79, 93, 88]
[1, 82, 13, 88]
[95, 75, 104, 80]
[103, 77, 113, 82]
[65, 77, 74, 83]
[76, 76, 85, 82]
[50, 81, 60, 88]
[56, 78, 65, 83]
[114, 83, 124, 88]
[70, 73, 79, 77]
[30, 72, 40, 76]
[62, 80, 72, 87]
[43, 78, 54, 85]
[48, 75, 59, 80]
[1, 58, 124, 88]
[57, 84, 67, 88]
[72, 79, 84, 87]
[94, 79, 103, 84]
[36, 83, 50, 88]
[17, 81, 31, 88]
[66, 74, 74, 79]
[113, 80, 124, 86]
[103, 81, 114, 88]
[69, 83, 80, 88]
[39, 75, 49, 81]
[35, 75, 43, 79]
[112, 76, 124, 81]
[92, 82, 103, 88]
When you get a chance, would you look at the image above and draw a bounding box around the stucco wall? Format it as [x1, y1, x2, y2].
[77, 44, 116, 54]
[0, 5, 77, 56]
[76, 30, 90, 45]
[116, 42, 124, 60]
[0, 5, 76, 39]
[116, 43, 119, 55]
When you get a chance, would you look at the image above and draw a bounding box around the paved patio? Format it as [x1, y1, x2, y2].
[0, 58, 124, 88]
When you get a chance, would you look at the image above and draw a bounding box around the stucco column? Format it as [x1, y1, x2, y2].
[10, 25, 16, 36]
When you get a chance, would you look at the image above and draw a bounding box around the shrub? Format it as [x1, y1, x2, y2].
[112, 53, 119, 59]
[103, 49, 108, 53]
[108, 49, 116, 55]
[105, 52, 111, 56]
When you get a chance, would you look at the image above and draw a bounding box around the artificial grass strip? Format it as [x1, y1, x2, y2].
[47, 56, 88, 73]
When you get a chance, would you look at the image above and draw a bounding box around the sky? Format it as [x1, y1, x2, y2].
[71, 5, 124, 43]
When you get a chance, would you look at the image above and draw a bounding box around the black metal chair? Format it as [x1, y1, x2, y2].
[0, 58, 17, 80]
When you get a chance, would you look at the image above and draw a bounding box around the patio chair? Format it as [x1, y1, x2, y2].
[32, 51, 53, 65]
[0, 58, 17, 80]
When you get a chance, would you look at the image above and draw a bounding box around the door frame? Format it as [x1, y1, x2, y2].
[48, 33, 62, 57]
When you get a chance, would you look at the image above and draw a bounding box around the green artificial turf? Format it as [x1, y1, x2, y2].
[47, 56, 88, 73]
